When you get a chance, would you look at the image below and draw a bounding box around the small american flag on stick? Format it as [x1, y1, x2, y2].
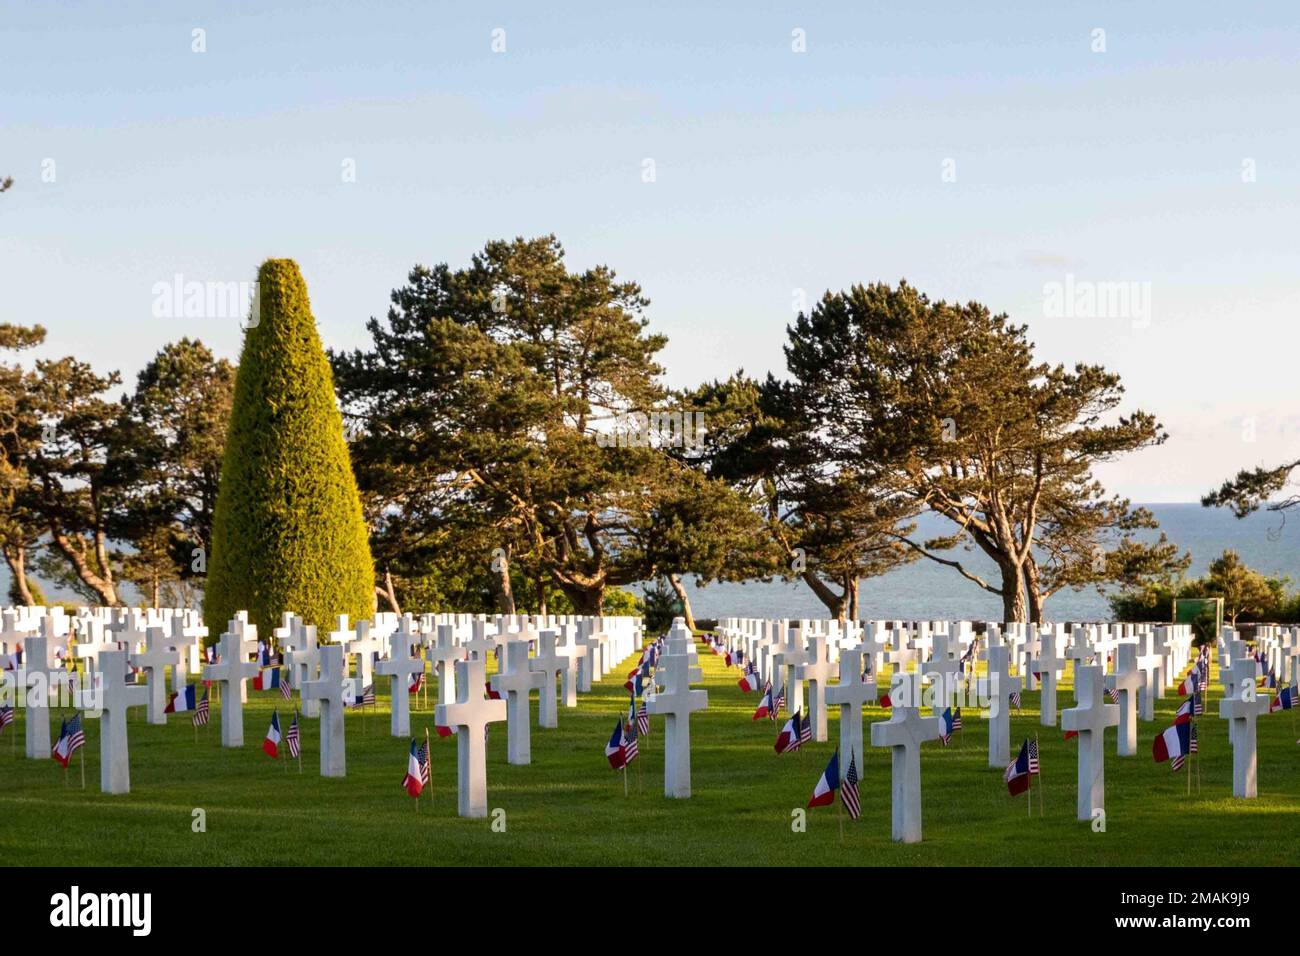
[193, 690, 210, 727]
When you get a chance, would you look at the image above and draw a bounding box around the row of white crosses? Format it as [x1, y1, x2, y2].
[718, 614, 1278, 842]
[5, 602, 1278, 816]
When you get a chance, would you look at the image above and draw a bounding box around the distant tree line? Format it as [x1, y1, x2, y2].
[2, 174, 1194, 621]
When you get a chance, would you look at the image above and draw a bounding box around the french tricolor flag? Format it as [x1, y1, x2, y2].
[807, 750, 840, 808]
[1176, 672, 1199, 696]
[605, 719, 627, 770]
[738, 670, 762, 693]
[752, 683, 773, 720]
[165, 685, 197, 713]
[1152, 721, 1190, 765]
[774, 710, 802, 755]
[253, 667, 281, 692]
[402, 739, 425, 797]
[263, 711, 282, 758]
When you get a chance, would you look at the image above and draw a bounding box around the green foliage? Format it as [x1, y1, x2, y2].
[205, 259, 373, 632]
[1110, 549, 1293, 626]
[779, 280, 1175, 622]
[333, 237, 764, 615]
[1203, 459, 1300, 518]
[640, 578, 681, 633]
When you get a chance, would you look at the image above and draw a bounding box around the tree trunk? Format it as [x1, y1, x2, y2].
[999, 560, 1027, 623]
[800, 571, 848, 619]
[3, 545, 35, 606]
[668, 573, 696, 630]
[1025, 560, 1044, 625]
[151, 574, 161, 610]
[374, 567, 401, 614]
[536, 568, 547, 616]
[489, 547, 516, 614]
[48, 527, 118, 605]
[847, 574, 859, 620]
[557, 581, 604, 615]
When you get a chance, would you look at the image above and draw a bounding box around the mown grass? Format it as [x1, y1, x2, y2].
[1, 636, 1295, 866]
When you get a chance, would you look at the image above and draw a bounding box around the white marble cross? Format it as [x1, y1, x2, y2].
[302, 643, 348, 777]
[574, 621, 603, 692]
[464, 621, 499, 665]
[870, 697, 942, 843]
[1067, 630, 1095, 676]
[73, 619, 119, 676]
[772, 624, 809, 715]
[924, 634, 963, 718]
[131, 626, 180, 726]
[645, 650, 708, 798]
[491, 638, 545, 764]
[85, 649, 149, 794]
[202, 627, 259, 747]
[555, 629, 588, 707]
[1060, 665, 1119, 821]
[1218, 657, 1270, 798]
[435, 655, 507, 817]
[21, 632, 56, 759]
[529, 629, 566, 728]
[859, 622, 890, 679]
[345, 619, 381, 695]
[986, 644, 1020, 768]
[375, 616, 423, 737]
[826, 646, 876, 773]
[1105, 643, 1143, 756]
[427, 625, 462, 707]
[1030, 633, 1067, 727]
[165, 615, 201, 693]
[793, 632, 835, 742]
[1136, 645, 1163, 723]
[284, 624, 320, 716]
[1145, 628, 1172, 698]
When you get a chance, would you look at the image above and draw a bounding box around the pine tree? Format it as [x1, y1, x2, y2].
[205, 259, 373, 632]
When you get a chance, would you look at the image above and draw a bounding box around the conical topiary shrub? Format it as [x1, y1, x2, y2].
[204, 259, 374, 633]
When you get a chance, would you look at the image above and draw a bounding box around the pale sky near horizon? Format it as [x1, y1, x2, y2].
[4, 1, 1298, 503]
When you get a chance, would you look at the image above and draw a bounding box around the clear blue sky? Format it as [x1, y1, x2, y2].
[4, 1, 1298, 502]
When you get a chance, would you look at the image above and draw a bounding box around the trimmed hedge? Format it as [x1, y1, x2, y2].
[204, 259, 373, 633]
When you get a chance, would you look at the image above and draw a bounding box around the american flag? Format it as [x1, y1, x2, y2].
[1106, 685, 1119, 704]
[952, 707, 963, 731]
[193, 689, 210, 727]
[841, 751, 861, 820]
[774, 684, 787, 718]
[1027, 736, 1040, 775]
[621, 719, 639, 765]
[281, 675, 292, 700]
[798, 710, 812, 744]
[351, 684, 376, 707]
[1010, 690, 1021, 711]
[1189, 722, 1198, 755]
[52, 713, 85, 766]
[417, 739, 431, 786]
[286, 712, 301, 758]
[0, 705, 13, 729]
[636, 700, 649, 736]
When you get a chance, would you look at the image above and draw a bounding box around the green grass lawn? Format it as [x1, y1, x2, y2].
[2, 635, 1296, 866]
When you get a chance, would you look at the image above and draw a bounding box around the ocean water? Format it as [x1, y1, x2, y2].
[6, 504, 1297, 620]
[679, 503, 1300, 623]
